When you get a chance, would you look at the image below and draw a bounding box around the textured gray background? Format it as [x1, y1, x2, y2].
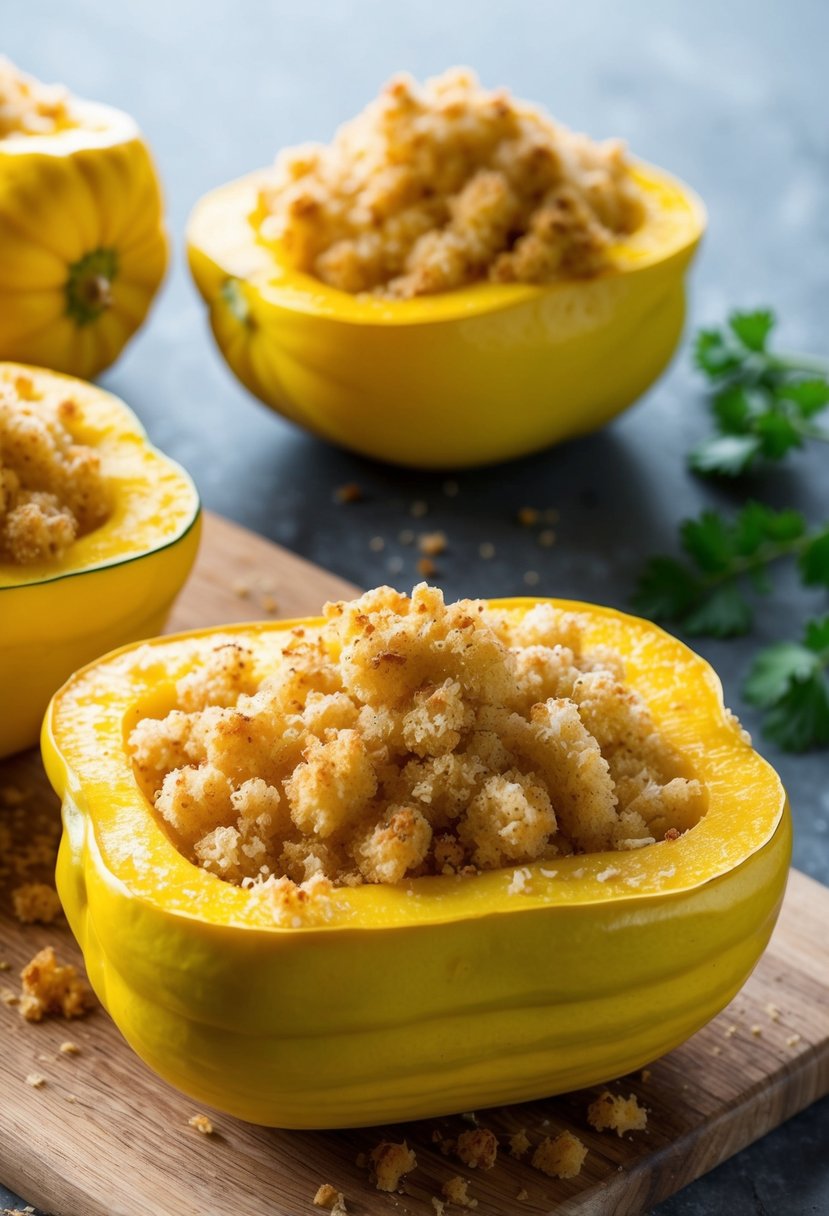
[3, 0, 828, 1212]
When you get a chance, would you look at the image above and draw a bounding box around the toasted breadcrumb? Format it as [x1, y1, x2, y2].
[370, 1141, 417, 1192]
[334, 483, 363, 504]
[0, 374, 108, 565]
[508, 1129, 531, 1159]
[25, 1072, 46, 1088]
[12, 882, 62, 925]
[455, 1127, 498, 1170]
[188, 1113, 214, 1135]
[532, 1131, 587, 1179]
[419, 531, 448, 556]
[0, 961, 11, 971]
[59, 1041, 80, 1055]
[417, 556, 438, 577]
[19, 947, 95, 1022]
[765, 1003, 781, 1022]
[640, 1068, 652, 1083]
[517, 1189, 529, 1202]
[786, 1034, 802, 1047]
[750, 1024, 763, 1037]
[441, 1176, 477, 1208]
[258, 69, 643, 298]
[313, 1185, 347, 1213]
[0, 58, 71, 136]
[132, 585, 704, 894]
[587, 1091, 647, 1137]
[431, 1199, 446, 1216]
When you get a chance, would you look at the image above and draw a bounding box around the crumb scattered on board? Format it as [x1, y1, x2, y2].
[12, 882, 62, 925]
[442, 1176, 477, 1208]
[369, 1141, 417, 1192]
[313, 1184, 347, 1213]
[18, 947, 95, 1023]
[532, 1131, 588, 1179]
[188, 1113, 214, 1135]
[587, 1090, 648, 1137]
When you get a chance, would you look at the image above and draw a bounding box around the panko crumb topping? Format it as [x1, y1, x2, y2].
[369, 1141, 417, 1192]
[313, 1184, 347, 1213]
[0, 374, 109, 565]
[129, 585, 704, 908]
[531, 1130, 588, 1179]
[587, 1090, 648, 1137]
[455, 1127, 498, 1170]
[441, 1176, 477, 1209]
[0, 58, 72, 138]
[18, 947, 95, 1023]
[257, 67, 644, 298]
[11, 882, 62, 925]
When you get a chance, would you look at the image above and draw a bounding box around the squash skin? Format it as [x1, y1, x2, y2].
[43, 600, 789, 1128]
[0, 100, 167, 379]
[0, 364, 200, 757]
[187, 164, 705, 469]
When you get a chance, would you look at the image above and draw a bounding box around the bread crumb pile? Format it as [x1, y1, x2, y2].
[130, 584, 704, 898]
[11, 882, 62, 925]
[0, 58, 72, 138]
[586, 1090, 648, 1137]
[0, 374, 109, 565]
[370, 1141, 418, 1192]
[258, 68, 644, 298]
[17, 947, 95, 1023]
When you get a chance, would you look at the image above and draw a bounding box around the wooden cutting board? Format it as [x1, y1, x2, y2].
[1, 511, 827, 1216]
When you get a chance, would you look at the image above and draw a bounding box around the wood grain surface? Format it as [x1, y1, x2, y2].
[1, 512, 827, 1216]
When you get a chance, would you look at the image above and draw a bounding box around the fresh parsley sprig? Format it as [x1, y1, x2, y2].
[690, 309, 829, 476]
[633, 501, 829, 638]
[744, 616, 829, 752]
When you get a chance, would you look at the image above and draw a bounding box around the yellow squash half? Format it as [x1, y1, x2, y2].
[1, 364, 200, 757]
[0, 94, 167, 379]
[187, 164, 705, 468]
[43, 598, 788, 1128]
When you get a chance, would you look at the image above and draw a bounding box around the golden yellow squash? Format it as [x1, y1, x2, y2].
[187, 164, 705, 469]
[1, 364, 200, 757]
[0, 84, 167, 379]
[43, 599, 788, 1128]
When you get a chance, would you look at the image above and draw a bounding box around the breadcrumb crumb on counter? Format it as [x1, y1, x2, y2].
[441, 1176, 478, 1208]
[257, 68, 644, 298]
[313, 1184, 347, 1213]
[455, 1127, 498, 1169]
[11, 882, 62, 925]
[0, 374, 109, 565]
[188, 1113, 214, 1135]
[508, 1128, 531, 1159]
[587, 1090, 647, 1137]
[130, 584, 705, 900]
[18, 947, 95, 1023]
[0, 57, 72, 137]
[531, 1130, 587, 1179]
[370, 1141, 417, 1192]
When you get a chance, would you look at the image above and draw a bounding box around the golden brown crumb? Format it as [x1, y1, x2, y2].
[786, 1034, 802, 1047]
[517, 507, 540, 527]
[1, 989, 19, 1006]
[132, 585, 704, 894]
[313, 1184, 347, 1213]
[257, 69, 643, 298]
[509, 1129, 531, 1159]
[0, 58, 72, 137]
[0, 375, 109, 565]
[19, 947, 95, 1022]
[455, 1127, 498, 1170]
[431, 1200, 446, 1216]
[765, 1003, 781, 1022]
[334, 483, 363, 504]
[724, 1025, 737, 1038]
[441, 1176, 477, 1208]
[25, 1072, 46, 1088]
[517, 1189, 529, 1202]
[531, 1131, 587, 1179]
[188, 1113, 214, 1135]
[750, 1024, 763, 1037]
[640, 1068, 652, 1083]
[59, 1041, 80, 1055]
[419, 531, 448, 557]
[587, 1091, 647, 1137]
[370, 1141, 417, 1192]
[0, 961, 11, 971]
[417, 556, 438, 577]
[12, 882, 62, 925]
[260, 594, 279, 615]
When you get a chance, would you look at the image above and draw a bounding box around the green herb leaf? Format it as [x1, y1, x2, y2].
[799, 528, 829, 588]
[778, 378, 829, 416]
[632, 557, 701, 621]
[728, 309, 774, 353]
[694, 328, 743, 379]
[682, 583, 753, 638]
[689, 435, 761, 476]
[744, 616, 829, 751]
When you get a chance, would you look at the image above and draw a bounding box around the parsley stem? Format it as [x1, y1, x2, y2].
[699, 536, 812, 589]
[772, 350, 829, 377]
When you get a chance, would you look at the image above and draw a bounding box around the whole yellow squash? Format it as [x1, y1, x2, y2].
[187, 164, 704, 468]
[43, 599, 788, 1128]
[1, 364, 200, 757]
[0, 63, 167, 379]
